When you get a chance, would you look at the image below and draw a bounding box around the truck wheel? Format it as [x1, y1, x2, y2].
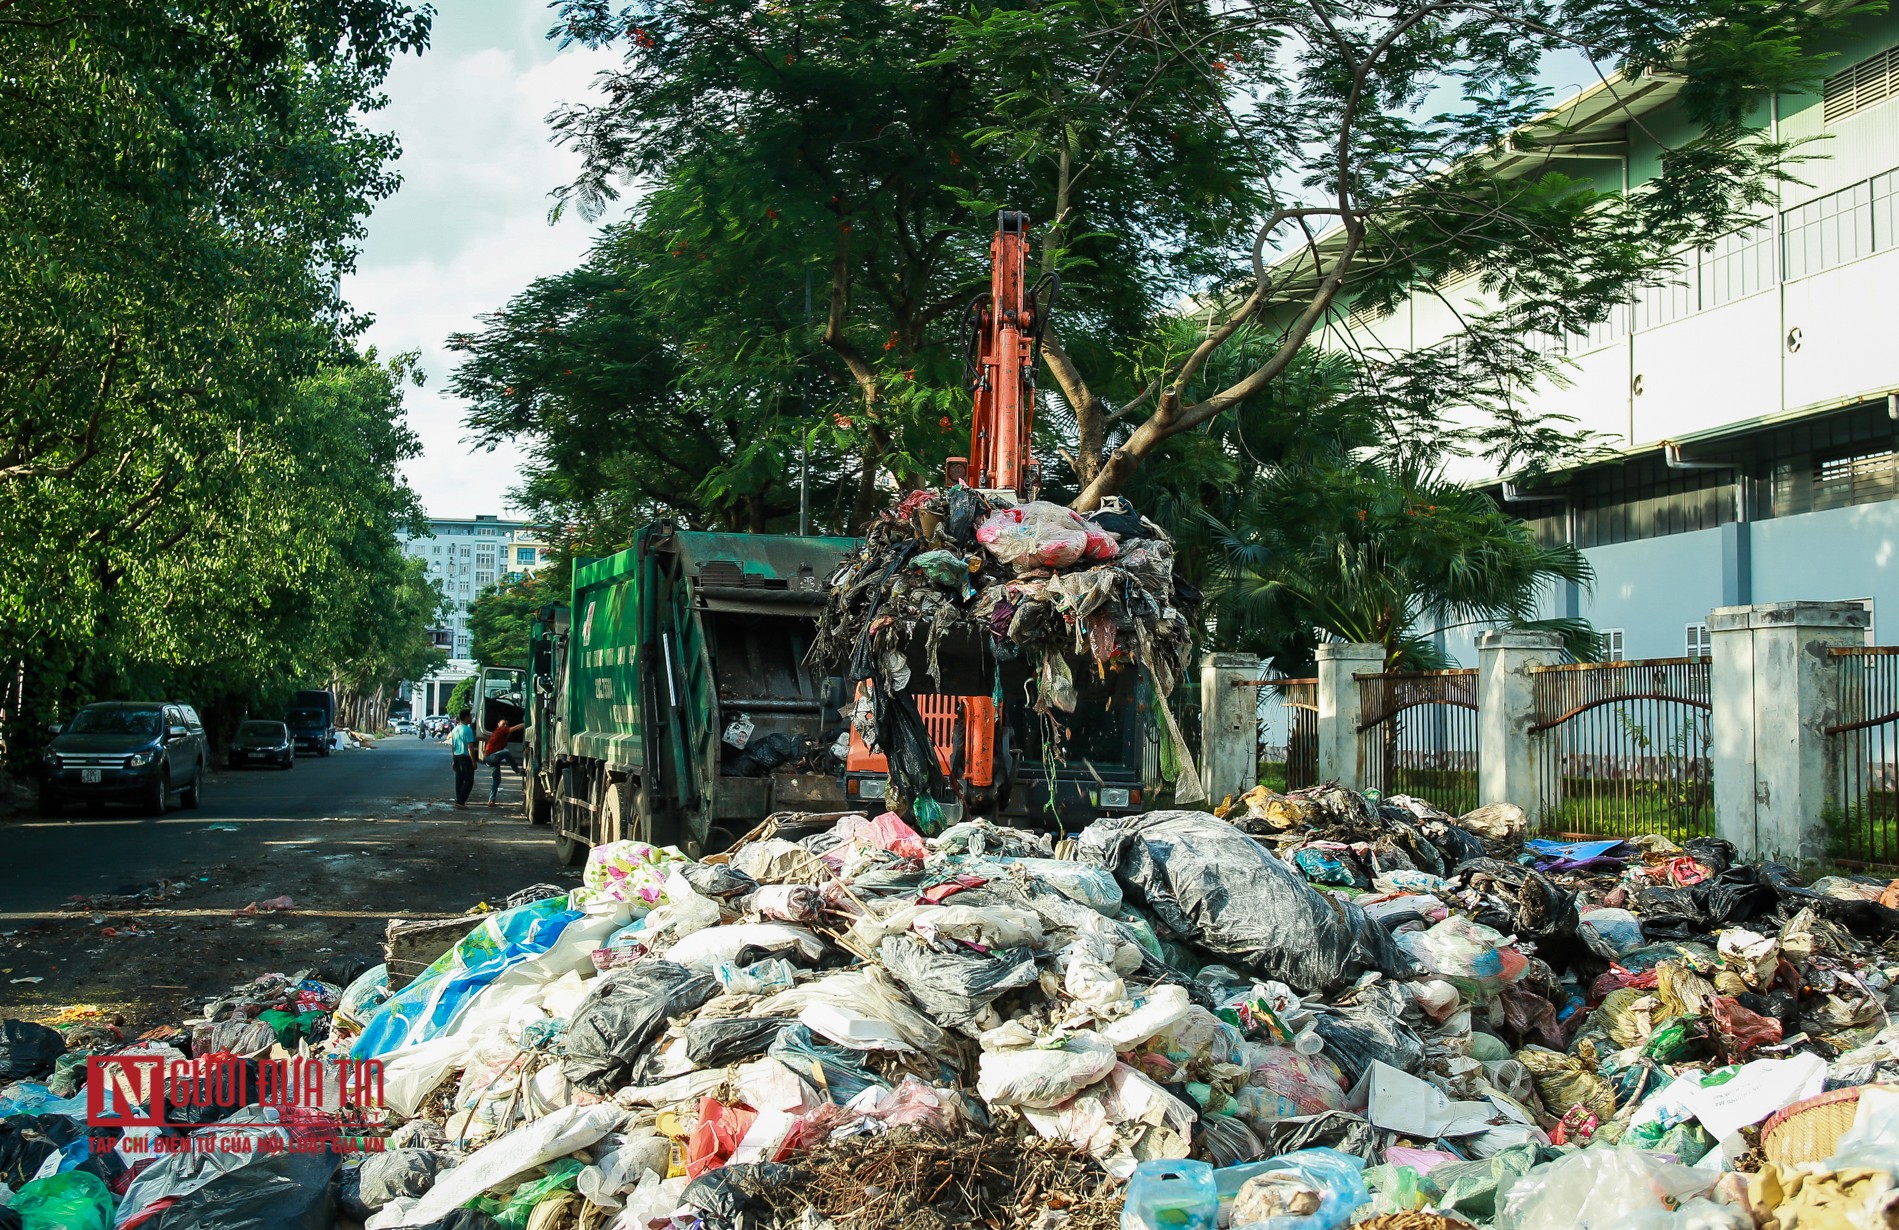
[524, 758, 552, 826]
[601, 780, 633, 845]
[180, 768, 201, 809]
[553, 828, 589, 867]
[147, 772, 169, 816]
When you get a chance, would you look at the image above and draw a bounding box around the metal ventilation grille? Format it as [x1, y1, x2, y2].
[1824, 46, 1899, 124]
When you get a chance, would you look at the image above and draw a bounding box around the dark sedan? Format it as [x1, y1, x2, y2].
[229, 720, 295, 770]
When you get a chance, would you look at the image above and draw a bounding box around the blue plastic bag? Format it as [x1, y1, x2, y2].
[1122, 1159, 1217, 1230]
[1216, 1148, 1368, 1230]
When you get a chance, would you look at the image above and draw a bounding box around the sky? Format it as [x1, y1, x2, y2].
[343, 2, 622, 521]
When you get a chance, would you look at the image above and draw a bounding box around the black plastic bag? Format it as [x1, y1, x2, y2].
[1419, 818, 1488, 868]
[766, 1026, 884, 1101]
[563, 961, 719, 1095]
[684, 1161, 801, 1230]
[684, 1018, 789, 1068]
[1699, 865, 1780, 926]
[0, 1020, 64, 1078]
[1683, 837, 1737, 875]
[1306, 982, 1422, 1084]
[944, 487, 987, 550]
[869, 680, 946, 805]
[878, 936, 1039, 1033]
[1077, 811, 1417, 995]
[357, 1147, 454, 1211]
[148, 1149, 338, 1230]
[683, 864, 757, 899]
[0, 1116, 61, 1187]
[1253, 1110, 1378, 1162]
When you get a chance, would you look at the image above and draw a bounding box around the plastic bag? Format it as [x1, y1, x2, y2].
[976, 1028, 1117, 1109]
[11, 1171, 111, 1230]
[833, 812, 929, 861]
[1219, 1149, 1368, 1230]
[712, 958, 798, 996]
[370, 1105, 623, 1230]
[1076, 812, 1416, 995]
[0, 1023, 64, 1080]
[1396, 916, 1519, 984]
[1579, 908, 1644, 957]
[147, 1151, 339, 1230]
[998, 858, 1123, 915]
[976, 503, 1089, 568]
[765, 1025, 884, 1102]
[1499, 1145, 1712, 1230]
[468, 1160, 582, 1230]
[356, 1148, 454, 1212]
[1122, 1159, 1216, 1230]
[757, 967, 948, 1054]
[562, 961, 719, 1095]
[878, 936, 1039, 1033]
[684, 1018, 787, 1068]
[1515, 1045, 1617, 1123]
[660, 923, 826, 971]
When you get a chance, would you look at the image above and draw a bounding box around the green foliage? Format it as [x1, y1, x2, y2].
[446, 677, 475, 722]
[518, 0, 1876, 518]
[469, 574, 554, 670]
[0, 1, 437, 756]
[1211, 458, 1598, 670]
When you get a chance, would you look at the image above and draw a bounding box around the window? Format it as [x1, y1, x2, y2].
[1600, 629, 1626, 661]
[1814, 446, 1898, 510]
[517, 548, 537, 565]
[1850, 597, 1877, 644]
[1823, 46, 1899, 124]
[1686, 623, 1712, 659]
[476, 572, 494, 587]
[1633, 268, 1695, 331]
[1783, 183, 1873, 279]
[1700, 221, 1775, 309]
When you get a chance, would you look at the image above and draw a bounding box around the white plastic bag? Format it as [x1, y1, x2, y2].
[659, 922, 825, 970]
[975, 1028, 1116, 1109]
[369, 1103, 625, 1230]
[758, 967, 948, 1053]
[1499, 1146, 1713, 1230]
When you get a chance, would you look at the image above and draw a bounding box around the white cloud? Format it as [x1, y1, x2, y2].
[343, 28, 624, 520]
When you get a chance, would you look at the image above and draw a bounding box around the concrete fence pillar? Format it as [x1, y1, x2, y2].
[1316, 643, 1384, 788]
[1199, 652, 1263, 806]
[1476, 629, 1566, 809]
[1711, 601, 1869, 864]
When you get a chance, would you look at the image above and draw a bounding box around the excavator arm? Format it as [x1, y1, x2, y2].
[949, 210, 1054, 500]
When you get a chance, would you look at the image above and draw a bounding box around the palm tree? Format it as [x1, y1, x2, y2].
[1210, 457, 1597, 669]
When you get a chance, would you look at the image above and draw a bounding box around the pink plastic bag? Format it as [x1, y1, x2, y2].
[834, 812, 929, 861]
[1081, 525, 1119, 561]
[976, 503, 1089, 568]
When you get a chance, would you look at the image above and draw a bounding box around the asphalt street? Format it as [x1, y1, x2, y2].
[0, 736, 514, 915]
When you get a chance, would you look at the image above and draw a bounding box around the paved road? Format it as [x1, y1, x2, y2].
[0, 737, 516, 914]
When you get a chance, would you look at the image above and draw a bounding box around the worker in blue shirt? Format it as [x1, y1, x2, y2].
[449, 709, 477, 810]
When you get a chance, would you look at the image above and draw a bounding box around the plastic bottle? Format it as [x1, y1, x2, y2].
[1121, 1159, 1218, 1230]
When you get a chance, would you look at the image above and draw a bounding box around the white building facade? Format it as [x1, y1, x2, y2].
[398, 514, 544, 716]
[1310, 15, 1899, 663]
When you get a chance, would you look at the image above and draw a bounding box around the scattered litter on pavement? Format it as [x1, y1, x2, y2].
[10, 788, 1899, 1229]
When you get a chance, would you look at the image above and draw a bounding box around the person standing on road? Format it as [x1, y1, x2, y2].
[449, 710, 477, 810]
[483, 719, 523, 807]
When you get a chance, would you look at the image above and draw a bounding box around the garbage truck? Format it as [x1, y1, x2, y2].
[495, 523, 861, 864]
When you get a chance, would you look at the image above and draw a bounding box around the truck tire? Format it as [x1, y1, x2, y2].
[524, 756, 552, 826]
[147, 771, 169, 816]
[553, 763, 593, 867]
[554, 828, 589, 867]
[601, 779, 633, 845]
[180, 767, 201, 809]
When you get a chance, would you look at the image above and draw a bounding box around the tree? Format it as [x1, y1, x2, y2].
[531, 0, 1868, 517]
[0, 3, 436, 761]
[469, 573, 554, 669]
[1210, 459, 1596, 669]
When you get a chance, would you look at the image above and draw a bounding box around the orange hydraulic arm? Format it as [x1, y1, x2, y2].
[950, 210, 1054, 499]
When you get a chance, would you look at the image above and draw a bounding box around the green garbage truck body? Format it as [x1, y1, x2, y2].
[519, 523, 859, 862]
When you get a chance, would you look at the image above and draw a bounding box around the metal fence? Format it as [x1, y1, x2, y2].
[1356, 669, 1480, 814]
[1825, 647, 1899, 867]
[1527, 657, 1713, 841]
[1256, 677, 1318, 792]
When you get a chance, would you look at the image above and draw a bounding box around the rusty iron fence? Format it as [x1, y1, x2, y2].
[1825, 647, 1899, 867]
[1252, 677, 1318, 792]
[1527, 657, 1712, 841]
[1355, 669, 1480, 814]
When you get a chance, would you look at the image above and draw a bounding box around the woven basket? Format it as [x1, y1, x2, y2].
[1761, 1085, 1886, 1167]
[1353, 1216, 1476, 1230]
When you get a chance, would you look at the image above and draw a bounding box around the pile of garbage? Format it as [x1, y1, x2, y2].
[10, 794, 1899, 1230]
[806, 489, 1204, 809]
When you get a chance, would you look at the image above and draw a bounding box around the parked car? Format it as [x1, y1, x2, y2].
[40, 701, 208, 816]
[229, 720, 295, 770]
[390, 718, 416, 734]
